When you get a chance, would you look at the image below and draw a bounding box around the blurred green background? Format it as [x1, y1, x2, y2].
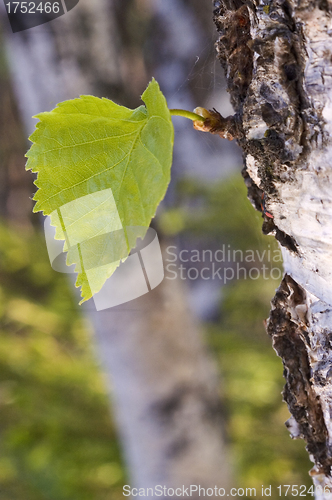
[0, 1, 313, 496]
[0, 175, 311, 499]
[0, 223, 126, 500]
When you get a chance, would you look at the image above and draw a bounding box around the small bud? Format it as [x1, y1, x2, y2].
[193, 107, 212, 119]
[193, 107, 240, 141]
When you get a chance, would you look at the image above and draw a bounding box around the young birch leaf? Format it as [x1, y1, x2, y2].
[26, 79, 174, 303]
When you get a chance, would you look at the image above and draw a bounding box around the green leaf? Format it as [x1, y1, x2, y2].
[26, 79, 174, 303]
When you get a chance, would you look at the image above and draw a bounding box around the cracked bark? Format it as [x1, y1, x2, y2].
[213, 0, 332, 493]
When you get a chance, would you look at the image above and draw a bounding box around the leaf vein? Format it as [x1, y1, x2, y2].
[38, 129, 138, 155]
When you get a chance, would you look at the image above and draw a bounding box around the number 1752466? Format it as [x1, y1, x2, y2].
[277, 484, 332, 497]
[5, 2, 60, 14]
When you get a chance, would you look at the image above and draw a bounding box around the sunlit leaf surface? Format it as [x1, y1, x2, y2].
[26, 79, 173, 302]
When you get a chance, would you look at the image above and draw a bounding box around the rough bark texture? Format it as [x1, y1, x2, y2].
[213, 0, 332, 492]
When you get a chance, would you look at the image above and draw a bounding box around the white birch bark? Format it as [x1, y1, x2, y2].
[213, 0, 332, 494]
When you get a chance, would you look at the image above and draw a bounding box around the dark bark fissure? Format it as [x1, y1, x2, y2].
[213, 1, 302, 250]
[268, 275, 331, 473]
[213, 0, 332, 481]
[213, 0, 321, 224]
[151, 383, 227, 459]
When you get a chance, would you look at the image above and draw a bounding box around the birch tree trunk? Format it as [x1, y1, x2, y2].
[213, 0, 332, 494]
[0, 0, 234, 493]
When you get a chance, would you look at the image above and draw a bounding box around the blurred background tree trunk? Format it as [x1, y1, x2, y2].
[0, 0, 237, 492]
[213, 0, 332, 495]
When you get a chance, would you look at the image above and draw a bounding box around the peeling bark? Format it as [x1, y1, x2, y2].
[213, 0, 332, 492]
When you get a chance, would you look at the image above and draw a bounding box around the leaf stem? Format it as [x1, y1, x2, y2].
[170, 109, 206, 122]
